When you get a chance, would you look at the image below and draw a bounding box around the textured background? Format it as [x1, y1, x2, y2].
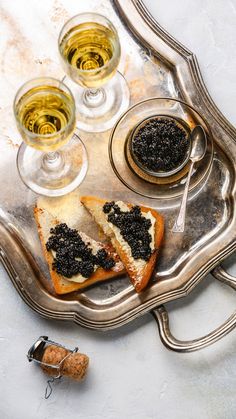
[0, 1, 235, 418]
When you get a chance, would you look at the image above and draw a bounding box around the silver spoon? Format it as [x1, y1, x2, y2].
[172, 125, 207, 233]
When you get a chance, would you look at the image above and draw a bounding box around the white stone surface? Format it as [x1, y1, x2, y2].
[0, 1, 235, 418]
[144, 0, 236, 127]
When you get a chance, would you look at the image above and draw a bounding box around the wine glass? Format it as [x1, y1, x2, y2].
[58, 13, 130, 132]
[14, 77, 88, 197]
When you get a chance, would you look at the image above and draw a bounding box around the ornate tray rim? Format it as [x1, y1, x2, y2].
[2, 0, 236, 336]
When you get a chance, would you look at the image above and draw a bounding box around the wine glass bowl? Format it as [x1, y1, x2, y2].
[14, 77, 88, 197]
[58, 14, 121, 89]
[14, 78, 76, 152]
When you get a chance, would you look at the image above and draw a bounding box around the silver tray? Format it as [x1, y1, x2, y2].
[1, 0, 236, 352]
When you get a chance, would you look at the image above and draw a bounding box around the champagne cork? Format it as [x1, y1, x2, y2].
[41, 344, 89, 381]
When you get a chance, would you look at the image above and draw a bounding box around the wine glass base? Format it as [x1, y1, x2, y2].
[63, 71, 130, 132]
[17, 131, 88, 197]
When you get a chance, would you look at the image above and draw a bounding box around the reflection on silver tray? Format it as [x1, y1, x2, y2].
[0, 0, 235, 349]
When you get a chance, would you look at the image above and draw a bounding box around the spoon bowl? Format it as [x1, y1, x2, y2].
[190, 125, 207, 163]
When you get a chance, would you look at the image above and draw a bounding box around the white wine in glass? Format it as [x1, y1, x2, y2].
[14, 77, 88, 197]
[58, 13, 130, 132]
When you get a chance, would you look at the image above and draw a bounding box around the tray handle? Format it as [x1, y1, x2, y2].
[152, 264, 236, 352]
[212, 264, 236, 290]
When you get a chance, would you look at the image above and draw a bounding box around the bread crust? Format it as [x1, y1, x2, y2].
[34, 206, 125, 295]
[80, 196, 164, 292]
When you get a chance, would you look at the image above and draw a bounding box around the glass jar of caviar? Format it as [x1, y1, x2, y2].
[130, 115, 191, 177]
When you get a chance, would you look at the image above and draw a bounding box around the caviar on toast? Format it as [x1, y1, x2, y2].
[34, 205, 125, 295]
[80, 196, 164, 293]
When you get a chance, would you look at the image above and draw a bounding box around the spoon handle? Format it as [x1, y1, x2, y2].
[172, 160, 194, 233]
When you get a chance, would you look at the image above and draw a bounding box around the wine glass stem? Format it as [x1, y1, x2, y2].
[42, 151, 64, 172]
[83, 88, 106, 108]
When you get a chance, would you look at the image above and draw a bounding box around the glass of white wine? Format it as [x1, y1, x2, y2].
[58, 13, 130, 132]
[14, 77, 88, 196]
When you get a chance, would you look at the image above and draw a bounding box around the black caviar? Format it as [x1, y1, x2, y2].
[103, 202, 153, 261]
[132, 117, 189, 172]
[46, 223, 115, 278]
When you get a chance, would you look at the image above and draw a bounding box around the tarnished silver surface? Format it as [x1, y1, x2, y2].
[0, 0, 236, 334]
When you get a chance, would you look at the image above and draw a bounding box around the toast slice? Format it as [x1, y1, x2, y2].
[34, 205, 125, 295]
[80, 196, 164, 292]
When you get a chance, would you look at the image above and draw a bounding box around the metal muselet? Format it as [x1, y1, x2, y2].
[27, 336, 79, 399]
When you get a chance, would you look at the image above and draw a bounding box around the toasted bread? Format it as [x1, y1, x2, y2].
[80, 196, 164, 292]
[34, 205, 125, 295]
